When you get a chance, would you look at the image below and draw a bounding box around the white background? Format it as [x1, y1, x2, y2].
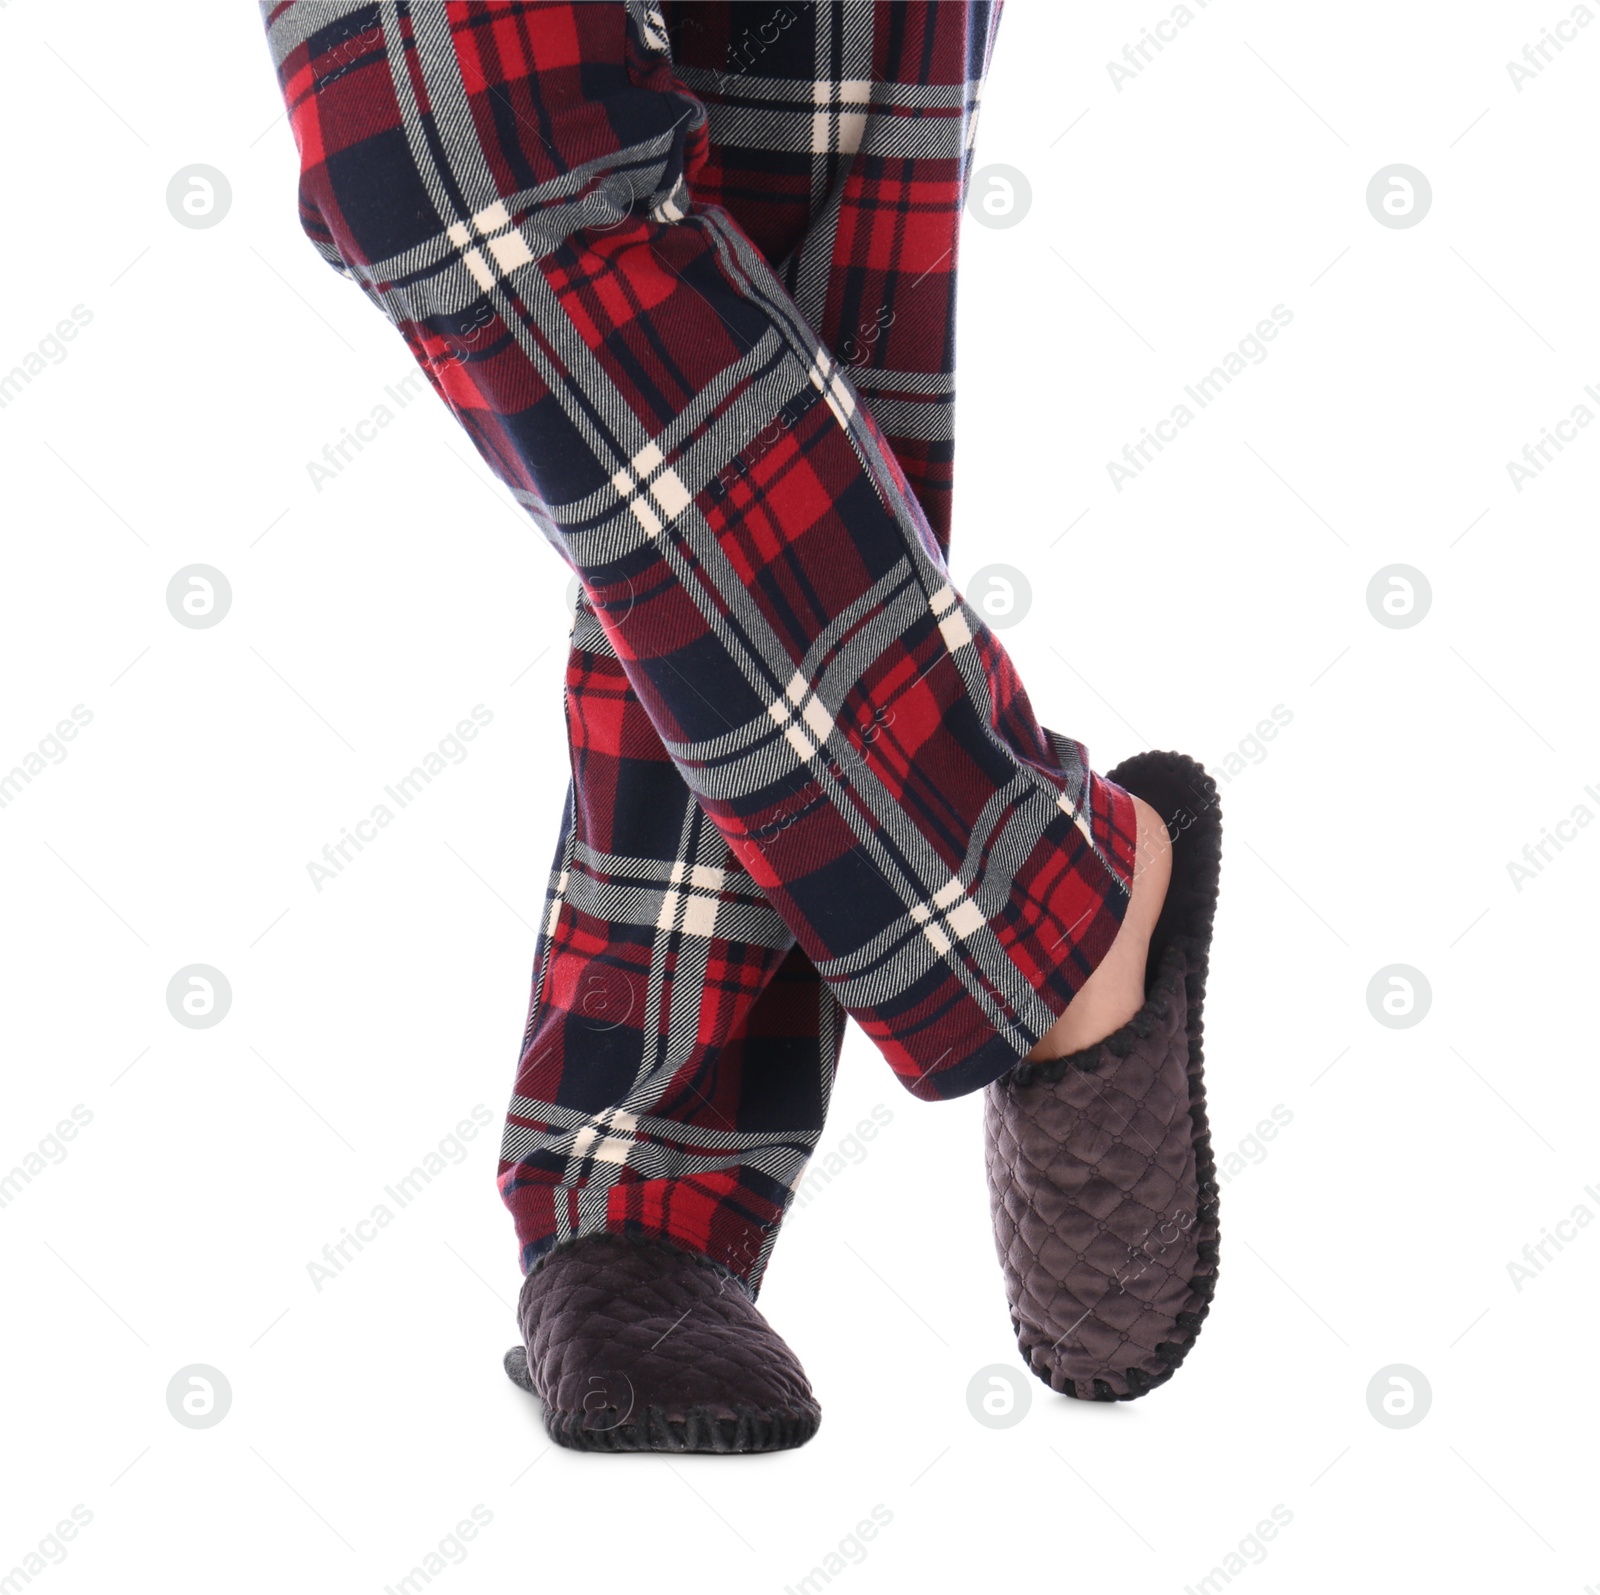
[2, 2, 1597, 1591]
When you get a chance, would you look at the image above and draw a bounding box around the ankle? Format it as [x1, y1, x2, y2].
[1124, 793, 1172, 941]
[1026, 791, 1170, 1061]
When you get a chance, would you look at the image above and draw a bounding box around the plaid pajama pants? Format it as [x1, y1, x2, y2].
[264, 0, 1138, 1292]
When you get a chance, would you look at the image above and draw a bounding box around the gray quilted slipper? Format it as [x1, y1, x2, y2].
[985, 750, 1222, 1400]
[503, 1234, 820, 1452]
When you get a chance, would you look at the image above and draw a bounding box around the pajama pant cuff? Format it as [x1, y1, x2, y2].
[864, 746, 1137, 1103]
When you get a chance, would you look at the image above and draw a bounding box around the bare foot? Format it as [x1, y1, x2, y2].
[1027, 793, 1171, 1060]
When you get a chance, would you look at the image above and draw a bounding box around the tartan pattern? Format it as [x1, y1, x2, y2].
[263, 1, 1137, 1292]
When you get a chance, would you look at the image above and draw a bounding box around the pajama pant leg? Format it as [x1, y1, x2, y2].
[262, 1, 1138, 1289]
[499, 1, 998, 1290]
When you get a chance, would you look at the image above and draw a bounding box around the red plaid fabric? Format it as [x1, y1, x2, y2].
[263, 1, 1138, 1291]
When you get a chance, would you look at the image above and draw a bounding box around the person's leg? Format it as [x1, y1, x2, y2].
[987, 749, 1221, 1402]
[501, 0, 1002, 1298]
[500, 0, 1167, 1300]
[502, 596, 841, 1294]
[668, 0, 1178, 1064]
[667, 0, 974, 550]
[261, 0, 1191, 1446]
[262, 0, 1137, 1090]
[1029, 790, 1170, 1057]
